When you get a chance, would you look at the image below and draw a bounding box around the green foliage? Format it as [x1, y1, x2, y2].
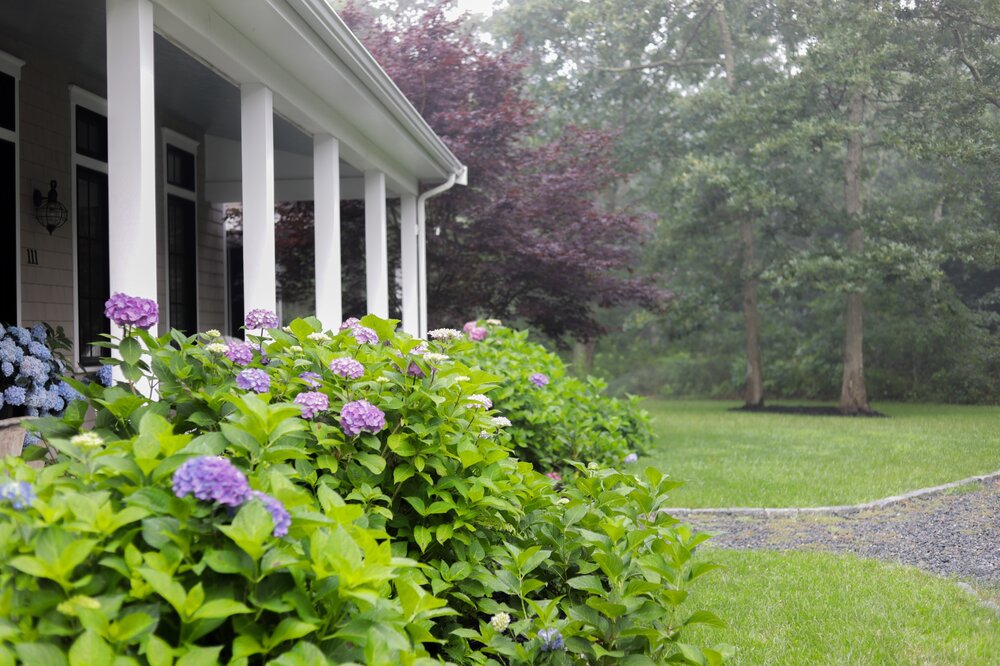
[444, 322, 653, 471]
[0, 316, 722, 664]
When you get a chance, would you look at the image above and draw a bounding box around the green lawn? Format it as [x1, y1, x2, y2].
[641, 400, 1000, 508]
[682, 550, 1000, 665]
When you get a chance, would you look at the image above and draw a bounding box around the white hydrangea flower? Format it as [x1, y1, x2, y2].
[486, 318, 502, 326]
[489, 612, 511, 632]
[307, 332, 331, 343]
[288, 345, 303, 353]
[587, 462, 599, 470]
[376, 376, 391, 384]
[71, 432, 103, 448]
[423, 353, 450, 364]
[205, 343, 228, 355]
[282, 326, 293, 333]
[204, 329, 222, 338]
[491, 416, 512, 427]
[557, 497, 570, 505]
[428, 328, 462, 340]
[453, 376, 470, 383]
[467, 394, 492, 409]
[479, 430, 493, 439]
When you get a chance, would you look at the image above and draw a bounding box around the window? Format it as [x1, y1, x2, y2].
[0, 54, 22, 326]
[71, 90, 109, 365]
[163, 132, 198, 334]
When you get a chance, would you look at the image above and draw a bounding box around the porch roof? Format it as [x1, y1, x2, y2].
[153, 0, 467, 194]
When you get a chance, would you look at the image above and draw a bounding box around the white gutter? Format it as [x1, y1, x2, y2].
[417, 166, 466, 336]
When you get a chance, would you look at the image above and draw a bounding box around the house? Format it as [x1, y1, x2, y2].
[0, 0, 466, 367]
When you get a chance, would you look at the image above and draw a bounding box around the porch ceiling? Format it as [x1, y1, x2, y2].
[1, 0, 365, 176]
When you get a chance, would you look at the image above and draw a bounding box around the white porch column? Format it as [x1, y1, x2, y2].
[400, 193, 419, 335]
[364, 170, 388, 318]
[240, 84, 277, 318]
[418, 207, 429, 337]
[313, 134, 341, 329]
[106, 0, 157, 307]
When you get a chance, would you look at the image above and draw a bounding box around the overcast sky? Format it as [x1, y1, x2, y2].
[452, 0, 505, 17]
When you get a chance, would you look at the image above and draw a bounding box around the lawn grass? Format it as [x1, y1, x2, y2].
[682, 549, 1000, 665]
[640, 400, 1000, 508]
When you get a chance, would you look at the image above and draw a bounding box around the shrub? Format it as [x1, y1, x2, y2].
[0, 307, 726, 664]
[442, 321, 654, 472]
[0, 323, 77, 419]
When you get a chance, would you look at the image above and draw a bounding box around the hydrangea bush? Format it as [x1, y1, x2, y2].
[443, 321, 654, 472]
[0, 303, 727, 664]
[0, 322, 78, 419]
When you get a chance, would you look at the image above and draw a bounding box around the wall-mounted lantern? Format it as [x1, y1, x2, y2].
[32, 180, 68, 235]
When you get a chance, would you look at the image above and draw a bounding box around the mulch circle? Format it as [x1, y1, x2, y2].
[729, 404, 888, 417]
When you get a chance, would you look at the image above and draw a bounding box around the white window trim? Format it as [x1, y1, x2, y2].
[161, 128, 199, 332]
[69, 86, 108, 369]
[1, 51, 24, 325]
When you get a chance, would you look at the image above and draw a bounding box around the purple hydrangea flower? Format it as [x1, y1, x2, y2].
[2, 361, 12, 377]
[54, 381, 83, 403]
[339, 317, 360, 330]
[104, 292, 159, 329]
[244, 308, 279, 330]
[340, 400, 386, 437]
[96, 365, 114, 387]
[468, 326, 489, 341]
[172, 456, 251, 507]
[3, 386, 26, 407]
[624, 452, 639, 464]
[329, 357, 364, 379]
[225, 341, 254, 366]
[29, 324, 47, 342]
[538, 629, 564, 652]
[294, 391, 329, 419]
[352, 326, 379, 345]
[249, 491, 291, 537]
[299, 371, 322, 388]
[236, 368, 270, 393]
[463, 321, 477, 334]
[406, 361, 425, 378]
[0, 481, 35, 509]
[530, 373, 549, 388]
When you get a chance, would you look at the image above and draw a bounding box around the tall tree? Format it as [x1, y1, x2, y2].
[342, 1, 667, 340]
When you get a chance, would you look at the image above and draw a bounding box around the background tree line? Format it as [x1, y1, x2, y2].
[251, 0, 997, 408]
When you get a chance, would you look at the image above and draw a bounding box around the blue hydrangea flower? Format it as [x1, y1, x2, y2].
[9, 327, 31, 346]
[172, 456, 251, 507]
[45, 389, 65, 414]
[22, 432, 41, 447]
[18, 356, 48, 383]
[29, 324, 47, 342]
[0, 338, 23, 364]
[96, 365, 114, 388]
[54, 381, 84, 404]
[0, 481, 34, 509]
[1, 361, 12, 377]
[249, 490, 291, 537]
[25, 389, 47, 409]
[27, 341, 51, 361]
[3, 386, 26, 407]
[537, 628, 564, 652]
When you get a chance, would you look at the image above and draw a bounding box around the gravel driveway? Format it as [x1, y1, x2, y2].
[679, 478, 1000, 584]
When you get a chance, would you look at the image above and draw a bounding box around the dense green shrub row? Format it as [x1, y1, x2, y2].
[446, 322, 653, 472]
[0, 309, 726, 664]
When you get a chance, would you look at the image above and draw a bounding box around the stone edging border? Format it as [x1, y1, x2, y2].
[666, 469, 1000, 517]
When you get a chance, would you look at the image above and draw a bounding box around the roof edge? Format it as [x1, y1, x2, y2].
[290, 0, 466, 183]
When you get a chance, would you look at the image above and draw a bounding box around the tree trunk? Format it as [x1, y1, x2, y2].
[839, 89, 870, 415]
[572, 340, 595, 376]
[741, 218, 765, 406]
[715, 6, 765, 407]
